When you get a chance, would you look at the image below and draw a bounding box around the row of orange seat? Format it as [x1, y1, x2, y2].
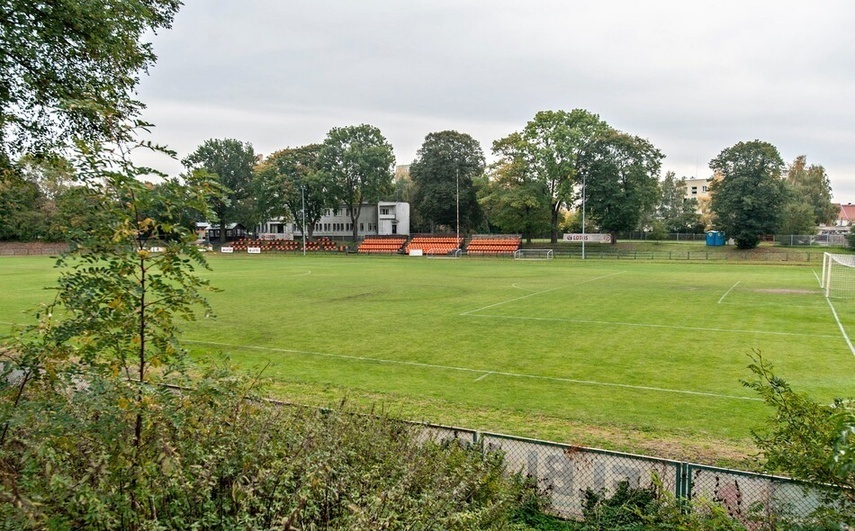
[466, 237, 521, 255]
[357, 236, 408, 254]
[404, 236, 464, 256]
[227, 238, 343, 252]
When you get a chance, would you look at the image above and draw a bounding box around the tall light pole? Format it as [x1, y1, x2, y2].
[581, 174, 586, 260]
[456, 167, 460, 250]
[301, 184, 306, 257]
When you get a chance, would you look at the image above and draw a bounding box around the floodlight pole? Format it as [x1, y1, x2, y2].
[581, 174, 586, 260]
[456, 167, 460, 250]
[301, 184, 306, 257]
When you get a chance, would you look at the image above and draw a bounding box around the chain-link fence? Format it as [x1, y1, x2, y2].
[419, 423, 836, 526]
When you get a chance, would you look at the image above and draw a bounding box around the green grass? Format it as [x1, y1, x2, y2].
[2, 254, 853, 466]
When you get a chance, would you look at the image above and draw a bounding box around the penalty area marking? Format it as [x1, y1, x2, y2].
[184, 339, 760, 402]
[718, 281, 740, 304]
[461, 271, 626, 316]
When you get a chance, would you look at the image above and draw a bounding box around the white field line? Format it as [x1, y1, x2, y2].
[813, 269, 822, 287]
[185, 339, 760, 401]
[718, 281, 741, 304]
[474, 372, 492, 382]
[463, 313, 839, 338]
[825, 298, 855, 358]
[461, 271, 626, 316]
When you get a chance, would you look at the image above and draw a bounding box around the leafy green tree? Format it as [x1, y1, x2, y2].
[581, 130, 663, 243]
[410, 131, 485, 233]
[0, 0, 181, 166]
[481, 135, 552, 242]
[656, 172, 703, 233]
[778, 200, 818, 236]
[786, 155, 839, 226]
[256, 144, 330, 239]
[182, 138, 258, 243]
[0, 171, 48, 240]
[493, 110, 609, 242]
[709, 140, 787, 249]
[743, 354, 853, 523]
[318, 124, 395, 242]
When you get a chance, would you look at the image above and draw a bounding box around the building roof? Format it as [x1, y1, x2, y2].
[836, 203, 855, 223]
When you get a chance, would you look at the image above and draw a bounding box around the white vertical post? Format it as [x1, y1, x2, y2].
[581, 174, 586, 260]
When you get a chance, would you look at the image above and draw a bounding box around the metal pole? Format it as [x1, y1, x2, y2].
[456, 168, 460, 250]
[581, 174, 586, 260]
[301, 185, 306, 257]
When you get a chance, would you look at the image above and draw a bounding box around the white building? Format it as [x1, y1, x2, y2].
[682, 177, 711, 201]
[258, 201, 410, 239]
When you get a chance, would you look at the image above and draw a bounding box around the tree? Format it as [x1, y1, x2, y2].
[709, 140, 787, 249]
[182, 138, 257, 243]
[256, 144, 330, 239]
[0, 171, 48, 241]
[786, 156, 838, 226]
[479, 162, 551, 243]
[778, 200, 818, 236]
[481, 133, 552, 242]
[0, 0, 181, 166]
[581, 130, 663, 242]
[743, 354, 853, 523]
[656, 172, 703, 233]
[410, 131, 485, 233]
[318, 124, 395, 242]
[493, 110, 609, 243]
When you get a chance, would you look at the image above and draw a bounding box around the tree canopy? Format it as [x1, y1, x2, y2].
[410, 130, 485, 233]
[785, 155, 838, 227]
[492, 110, 609, 242]
[655, 172, 703, 233]
[182, 138, 257, 243]
[256, 144, 329, 238]
[318, 124, 395, 242]
[0, 0, 181, 166]
[709, 140, 787, 249]
[580, 130, 663, 241]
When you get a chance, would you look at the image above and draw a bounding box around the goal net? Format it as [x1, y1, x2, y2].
[513, 249, 553, 260]
[821, 252, 855, 298]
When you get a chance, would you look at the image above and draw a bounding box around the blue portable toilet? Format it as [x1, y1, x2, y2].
[705, 231, 725, 246]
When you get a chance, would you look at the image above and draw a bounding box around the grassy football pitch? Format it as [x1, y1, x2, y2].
[2, 254, 853, 464]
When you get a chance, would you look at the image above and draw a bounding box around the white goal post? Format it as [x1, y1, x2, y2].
[821, 252, 855, 298]
[513, 249, 554, 260]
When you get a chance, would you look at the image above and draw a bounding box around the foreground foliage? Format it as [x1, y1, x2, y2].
[0, 361, 537, 529]
[743, 354, 854, 527]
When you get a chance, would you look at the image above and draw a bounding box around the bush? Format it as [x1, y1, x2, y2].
[0, 359, 539, 529]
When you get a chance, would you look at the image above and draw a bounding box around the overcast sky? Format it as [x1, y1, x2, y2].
[136, 0, 855, 202]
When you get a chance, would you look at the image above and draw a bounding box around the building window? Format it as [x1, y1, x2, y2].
[702, 186, 708, 192]
[691, 186, 698, 195]
[380, 208, 390, 215]
[360, 223, 364, 231]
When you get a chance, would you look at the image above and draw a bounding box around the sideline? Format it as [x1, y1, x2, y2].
[184, 339, 761, 402]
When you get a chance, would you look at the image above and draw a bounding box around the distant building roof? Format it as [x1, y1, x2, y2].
[835, 203, 855, 223]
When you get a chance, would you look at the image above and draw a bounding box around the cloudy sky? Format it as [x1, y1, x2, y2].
[136, 1, 855, 201]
